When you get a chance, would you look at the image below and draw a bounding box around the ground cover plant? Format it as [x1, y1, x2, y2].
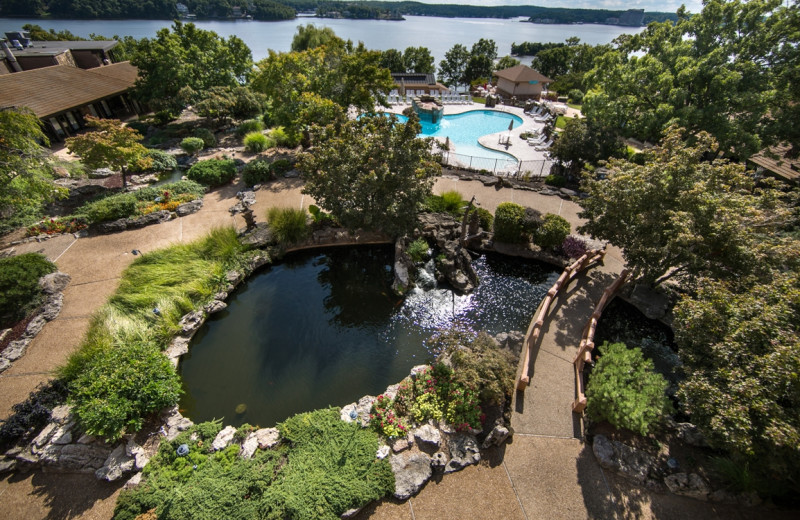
[0, 253, 57, 328]
[113, 409, 394, 520]
[58, 227, 253, 440]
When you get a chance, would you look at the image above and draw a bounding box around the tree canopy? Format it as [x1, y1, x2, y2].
[290, 23, 340, 51]
[577, 128, 790, 287]
[0, 108, 65, 215]
[583, 0, 797, 158]
[252, 36, 392, 131]
[131, 21, 253, 113]
[65, 117, 150, 188]
[298, 113, 440, 236]
[438, 44, 469, 89]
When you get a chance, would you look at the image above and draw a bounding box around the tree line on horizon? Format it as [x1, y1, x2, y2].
[2, 0, 679, 24]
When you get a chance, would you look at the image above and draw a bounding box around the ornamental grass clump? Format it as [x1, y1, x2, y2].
[59, 227, 250, 440]
[243, 131, 272, 153]
[586, 341, 672, 436]
[267, 206, 308, 244]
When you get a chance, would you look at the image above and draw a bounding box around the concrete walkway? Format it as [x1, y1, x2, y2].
[0, 177, 790, 520]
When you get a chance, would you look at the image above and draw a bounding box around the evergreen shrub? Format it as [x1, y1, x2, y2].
[180, 137, 204, 155]
[493, 202, 527, 243]
[586, 341, 672, 436]
[0, 253, 57, 327]
[187, 159, 236, 187]
[241, 159, 273, 186]
[193, 128, 217, 148]
[534, 213, 571, 250]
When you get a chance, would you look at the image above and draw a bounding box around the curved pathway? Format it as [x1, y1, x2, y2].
[0, 176, 790, 520]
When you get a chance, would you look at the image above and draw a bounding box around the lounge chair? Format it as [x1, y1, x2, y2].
[534, 139, 553, 150]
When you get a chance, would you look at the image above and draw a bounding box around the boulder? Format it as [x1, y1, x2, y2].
[175, 199, 203, 217]
[664, 472, 711, 500]
[40, 294, 64, 321]
[127, 210, 172, 229]
[126, 437, 150, 471]
[240, 224, 276, 248]
[50, 405, 72, 423]
[203, 300, 227, 314]
[391, 436, 411, 453]
[24, 315, 48, 338]
[179, 311, 205, 335]
[481, 424, 511, 449]
[97, 219, 128, 234]
[445, 433, 481, 473]
[413, 424, 441, 449]
[88, 168, 115, 179]
[211, 426, 237, 452]
[254, 428, 280, 450]
[628, 284, 671, 320]
[376, 445, 391, 460]
[592, 435, 656, 484]
[0, 457, 17, 473]
[41, 443, 111, 472]
[390, 452, 432, 500]
[123, 472, 143, 490]
[39, 272, 71, 294]
[2, 341, 27, 361]
[96, 444, 136, 481]
[240, 433, 260, 459]
[430, 451, 448, 472]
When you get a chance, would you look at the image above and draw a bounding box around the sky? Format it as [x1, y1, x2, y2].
[386, 1, 704, 14]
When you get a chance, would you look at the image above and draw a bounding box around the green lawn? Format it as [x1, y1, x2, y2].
[567, 103, 582, 111]
[555, 115, 568, 130]
[472, 96, 486, 104]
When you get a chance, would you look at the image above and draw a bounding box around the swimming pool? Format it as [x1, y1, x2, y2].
[393, 110, 522, 162]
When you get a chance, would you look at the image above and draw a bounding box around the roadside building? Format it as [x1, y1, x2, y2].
[749, 144, 800, 185]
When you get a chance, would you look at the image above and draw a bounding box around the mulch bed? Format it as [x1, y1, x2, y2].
[0, 313, 35, 357]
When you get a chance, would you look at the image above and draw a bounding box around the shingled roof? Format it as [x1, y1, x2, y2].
[750, 143, 799, 184]
[0, 62, 138, 118]
[493, 64, 552, 84]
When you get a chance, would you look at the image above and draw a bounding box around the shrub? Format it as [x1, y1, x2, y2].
[193, 128, 217, 148]
[544, 174, 567, 187]
[308, 204, 335, 225]
[236, 119, 264, 137]
[241, 159, 273, 186]
[493, 202, 527, 243]
[406, 237, 429, 263]
[180, 137, 205, 155]
[475, 207, 493, 231]
[68, 341, 182, 440]
[568, 89, 584, 104]
[534, 213, 571, 250]
[586, 341, 672, 436]
[187, 159, 236, 187]
[521, 207, 543, 235]
[561, 235, 588, 259]
[0, 380, 68, 451]
[79, 193, 138, 223]
[0, 253, 58, 327]
[243, 131, 270, 153]
[144, 149, 177, 172]
[267, 207, 308, 244]
[370, 395, 410, 438]
[270, 158, 293, 176]
[270, 126, 299, 148]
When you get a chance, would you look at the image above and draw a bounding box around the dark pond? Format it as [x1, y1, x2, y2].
[178, 246, 559, 427]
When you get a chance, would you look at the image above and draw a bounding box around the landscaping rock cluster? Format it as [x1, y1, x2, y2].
[96, 200, 203, 234]
[592, 432, 760, 506]
[0, 272, 70, 374]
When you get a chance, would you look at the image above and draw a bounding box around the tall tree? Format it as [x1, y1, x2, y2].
[65, 117, 151, 188]
[379, 48, 406, 73]
[299, 113, 440, 237]
[438, 44, 469, 90]
[131, 21, 252, 113]
[494, 55, 520, 73]
[549, 117, 624, 177]
[403, 46, 434, 74]
[252, 38, 393, 131]
[464, 38, 497, 84]
[578, 127, 790, 287]
[290, 23, 340, 52]
[584, 0, 790, 158]
[0, 108, 65, 215]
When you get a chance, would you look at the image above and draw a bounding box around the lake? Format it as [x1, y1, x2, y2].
[0, 15, 642, 63]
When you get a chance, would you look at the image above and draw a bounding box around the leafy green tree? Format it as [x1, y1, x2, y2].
[66, 117, 151, 188]
[379, 48, 406, 73]
[194, 85, 266, 127]
[0, 108, 66, 217]
[403, 46, 435, 74]
[494, 55, 520, 73]
[252, 40, 393, 131]
[550, 117, 625, 177]
[584, 0, 789, 158]
[586, 341, 672, 436]
[764, 0, 800, 154]
[131, 21, 253, 113]
[438, 44, 470, 90]
[675, 269, 800, 488]
[299, 113, 440, 237]
[290, 23, 340, 51]
[464, 38, 497, 84]
[578, 128, 790, 287]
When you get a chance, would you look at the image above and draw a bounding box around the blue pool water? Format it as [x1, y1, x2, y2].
[393, 110, 522, 161]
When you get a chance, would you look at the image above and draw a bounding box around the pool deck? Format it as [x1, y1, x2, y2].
[383, 102, 552, 164]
